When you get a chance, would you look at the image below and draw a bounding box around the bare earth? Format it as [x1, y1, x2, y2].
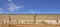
[0, 24, 60, 27]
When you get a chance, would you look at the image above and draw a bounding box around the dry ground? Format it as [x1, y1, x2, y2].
[0, 24, 60, 27]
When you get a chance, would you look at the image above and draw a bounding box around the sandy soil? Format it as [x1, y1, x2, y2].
[0, 24, 60, 27]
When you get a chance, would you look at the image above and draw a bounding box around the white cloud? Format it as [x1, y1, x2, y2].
[7, 4, 24, 12]
[0, 11, 3, 14]
[0, 8, 3, 14]
[7, 0, 24, 12]
[8, 0, 11, 2]
[8, 0, 13, 5]
[0, 8, 3, 10]
[28, 9, 35, 14]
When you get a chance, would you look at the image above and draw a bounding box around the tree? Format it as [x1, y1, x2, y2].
[34, 14, 37, 24]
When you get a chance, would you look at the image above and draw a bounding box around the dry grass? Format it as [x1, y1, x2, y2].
[1, 14, 60, 20]
[0, 24, 60, 27]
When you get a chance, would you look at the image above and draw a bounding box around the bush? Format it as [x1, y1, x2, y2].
[39, 21, 47, 24]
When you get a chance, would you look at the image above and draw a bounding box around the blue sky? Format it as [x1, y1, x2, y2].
[0, 0, 60, 14]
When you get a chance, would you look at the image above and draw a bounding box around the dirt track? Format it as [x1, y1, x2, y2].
[0, 24, 60, 27]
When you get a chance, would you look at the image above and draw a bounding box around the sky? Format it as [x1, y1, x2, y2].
[0, 0, 60, 14]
